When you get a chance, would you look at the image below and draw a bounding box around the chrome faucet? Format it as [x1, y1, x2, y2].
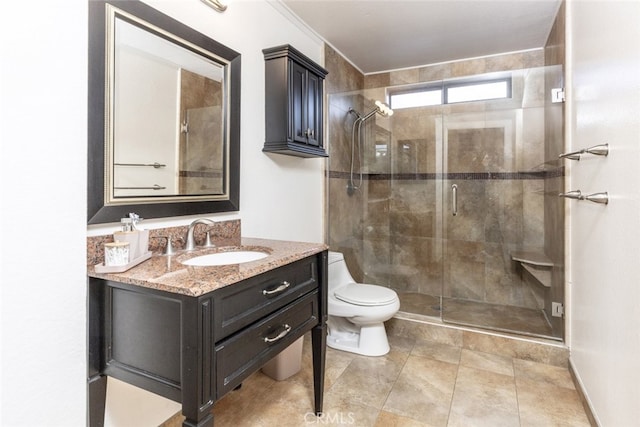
[185, 218, 215, 251]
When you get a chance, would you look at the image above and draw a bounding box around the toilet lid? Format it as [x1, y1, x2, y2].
[334, 283, 398, 306]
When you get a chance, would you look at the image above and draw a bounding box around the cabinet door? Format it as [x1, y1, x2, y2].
[290, 61, 308, 145]
[306, 71, 321, 147]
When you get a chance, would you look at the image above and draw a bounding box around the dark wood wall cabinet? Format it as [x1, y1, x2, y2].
[263, 44, 329, 158]
[88, 251, 328, 427]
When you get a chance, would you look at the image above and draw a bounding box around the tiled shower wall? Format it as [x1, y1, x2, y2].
[324, 46, 367, 280]
[325, 40, 564, 315]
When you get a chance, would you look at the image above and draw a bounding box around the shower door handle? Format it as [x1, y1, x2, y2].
[452, 184, 458, 216]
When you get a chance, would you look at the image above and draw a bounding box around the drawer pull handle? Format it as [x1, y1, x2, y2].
[263, 324, 292, 343]
[262, 281, 291, 296]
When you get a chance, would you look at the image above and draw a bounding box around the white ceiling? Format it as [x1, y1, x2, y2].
[280, 0, 562, 74]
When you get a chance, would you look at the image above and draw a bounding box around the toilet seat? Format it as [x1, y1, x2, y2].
[334, 283, 397, 306]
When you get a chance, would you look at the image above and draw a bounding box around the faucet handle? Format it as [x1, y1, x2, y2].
[152, 236, 180, 256]
[204, 230, 216, 248]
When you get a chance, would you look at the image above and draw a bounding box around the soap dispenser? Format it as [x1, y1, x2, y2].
[95, 213, 152, 273]
[113, 213, 149, 261]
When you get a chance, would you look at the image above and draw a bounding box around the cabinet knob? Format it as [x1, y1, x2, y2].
[304, 128, 315, 138]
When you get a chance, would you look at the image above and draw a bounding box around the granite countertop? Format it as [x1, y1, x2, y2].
[87, 237, 328, 297]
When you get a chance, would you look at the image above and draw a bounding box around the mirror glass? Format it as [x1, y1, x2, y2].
[112, 16, 226, 198]
[88, 0, 240, 224]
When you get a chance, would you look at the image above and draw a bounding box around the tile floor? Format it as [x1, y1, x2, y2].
[163, 332, 591, 426]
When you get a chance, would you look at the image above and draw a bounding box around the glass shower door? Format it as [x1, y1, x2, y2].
[387, 105, 445, 319]
[440, 67, 562, 339]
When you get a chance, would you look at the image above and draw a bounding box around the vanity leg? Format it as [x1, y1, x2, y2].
[88, 278, 107, 427]
[87, 374, 107, 427]
[182, 414, 213, 427]
[311, 324, 327, 415]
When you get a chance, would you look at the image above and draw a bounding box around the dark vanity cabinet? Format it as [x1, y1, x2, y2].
[88, 251, 328, 427]
[263, 44, 328, 158]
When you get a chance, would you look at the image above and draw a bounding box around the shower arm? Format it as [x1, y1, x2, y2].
[361, 101, 394, 121]
[360, 109, 378, 121]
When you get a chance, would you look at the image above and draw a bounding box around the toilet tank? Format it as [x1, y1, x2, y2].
[328, 251, 356, 290]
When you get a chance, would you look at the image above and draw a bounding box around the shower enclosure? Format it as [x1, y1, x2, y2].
[327, 66, 565, 341]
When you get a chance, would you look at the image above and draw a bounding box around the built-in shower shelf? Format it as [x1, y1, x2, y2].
[511, 251, 553, 289]
[521, 263, 551, 288]
[511, 251, 553, 267]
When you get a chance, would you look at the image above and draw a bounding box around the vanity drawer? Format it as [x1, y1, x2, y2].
[214, 291, 318, 398]
[212, 256, 319, 339]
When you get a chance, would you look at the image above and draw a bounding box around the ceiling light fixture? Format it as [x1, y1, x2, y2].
[201, 0, 227, 13]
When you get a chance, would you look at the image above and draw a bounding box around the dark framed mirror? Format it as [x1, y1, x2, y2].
[88, 0, 240, 224]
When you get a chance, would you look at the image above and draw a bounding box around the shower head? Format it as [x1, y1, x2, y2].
[374, 100, 394, 117]
[356, 100, 394, 121]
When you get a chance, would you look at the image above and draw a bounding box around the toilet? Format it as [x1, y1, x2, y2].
[327, 251, 400, 356]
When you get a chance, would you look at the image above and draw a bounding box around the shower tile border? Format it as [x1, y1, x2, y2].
[327, 168, 564, 181]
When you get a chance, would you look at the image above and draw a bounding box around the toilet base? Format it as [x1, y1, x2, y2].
[326, 317, 390, 356]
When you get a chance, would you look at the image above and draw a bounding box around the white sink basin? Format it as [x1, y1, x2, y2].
[181, 251, 268, 266]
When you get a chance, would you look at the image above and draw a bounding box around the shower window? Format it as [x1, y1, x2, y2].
[445, 78, 511, 103]
[390, 86, 442, 109]
[389, 73, 512, 109]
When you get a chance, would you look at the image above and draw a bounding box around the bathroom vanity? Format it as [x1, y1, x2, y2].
[87, 238, 328, 427]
